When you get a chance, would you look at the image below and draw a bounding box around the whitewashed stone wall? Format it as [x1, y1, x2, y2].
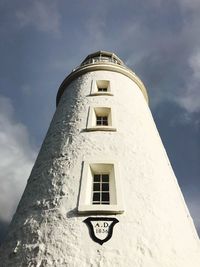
[0, 70, 200, 267]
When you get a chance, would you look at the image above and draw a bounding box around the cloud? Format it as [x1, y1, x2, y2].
[16, 0, 61, 34]
[114, 0, 200, 115]
[177, 52, 200, 113]
[0, 96, 36, 222]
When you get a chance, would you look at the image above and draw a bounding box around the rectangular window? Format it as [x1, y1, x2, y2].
[98, 87, 108, 92]
[86, 106, 116, 131]
[92, 174, 110, 205]
[95, 108, 110, 126]
[90, 80, 113, 95]
[78, 161, 124, 214]
[96, 80, 109, 92]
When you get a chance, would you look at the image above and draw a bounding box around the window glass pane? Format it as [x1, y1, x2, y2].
[102, 183, 109, 191]
[103, 117, 108, 125]
[93, 183, 100, 191]
[96, 116, 108, 126]
[98, 87, 107, 92]
[96, 117, 102, 125]
[94, 174, 100, 182]
[102, 174, 109, 182]
[93, 193, 100, 201]
[102, 192, 110, 201]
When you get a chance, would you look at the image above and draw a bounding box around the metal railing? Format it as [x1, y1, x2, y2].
[81, 56, 123, 66]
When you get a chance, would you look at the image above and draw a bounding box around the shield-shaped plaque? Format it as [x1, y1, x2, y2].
[83, 217, 119, 245]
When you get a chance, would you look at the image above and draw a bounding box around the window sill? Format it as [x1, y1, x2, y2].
[86, 126, 117, 132]
[88, 92, 113, 96]
[78, 204, 124, 215]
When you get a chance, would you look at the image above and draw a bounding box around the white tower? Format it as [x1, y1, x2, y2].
[0, 51, 200, 267]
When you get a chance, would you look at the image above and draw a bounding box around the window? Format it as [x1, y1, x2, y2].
[90, 80, 113, 95]
[94, 108, 110, 127]
[86, 106, 116, 131]
[78, 161, 124, 214]
[97, 81, 109, 92]
[96, 80, 109, 92]
[98, 87, 107, 92]
[93, 173, 110, 204]
[96, 116, 108, 126]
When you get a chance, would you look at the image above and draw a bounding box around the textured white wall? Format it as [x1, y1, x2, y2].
[0, 70, 200, 267]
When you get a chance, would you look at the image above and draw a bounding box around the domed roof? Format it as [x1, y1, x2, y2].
[81, 50, 124, 66]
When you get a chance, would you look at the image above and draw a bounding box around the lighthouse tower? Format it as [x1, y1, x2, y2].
[0, 51, 200, 267]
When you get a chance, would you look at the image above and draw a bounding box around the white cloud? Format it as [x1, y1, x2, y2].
[126, 0, 200, 115]
[178, 52, 200, 113]
[16, 0, 61, 34]
[171, 0, 200, 113]
[0, 96, 36, 222]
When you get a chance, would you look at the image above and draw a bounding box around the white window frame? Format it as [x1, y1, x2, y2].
[78, 161, 124, 214]
[86, 106, 117, 131]
[89, 80, 114, 96]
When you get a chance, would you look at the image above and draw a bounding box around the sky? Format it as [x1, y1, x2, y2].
[0, 0, 200, 243]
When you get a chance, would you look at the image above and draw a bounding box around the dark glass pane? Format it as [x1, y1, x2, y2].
[102, 202, 109, 205]
[103, 120, 108, 125]
[97, 116, 101, 125]
[103, 116, 107, 120]
[93, 183, 100, 191]
[102, 192, 110, 201]
[102, 174, 109, 182]
[98, 88, 107, 92]
[93, 193, 100, 201]
[102, 183, 109, 191]
[96, 119, 101, 125]
[94, 175, 100, 182]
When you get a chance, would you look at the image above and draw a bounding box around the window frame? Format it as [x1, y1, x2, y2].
[78, 161, 124, 214]
[86, 106, 117, 131]
[89, 80, 114, 96]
